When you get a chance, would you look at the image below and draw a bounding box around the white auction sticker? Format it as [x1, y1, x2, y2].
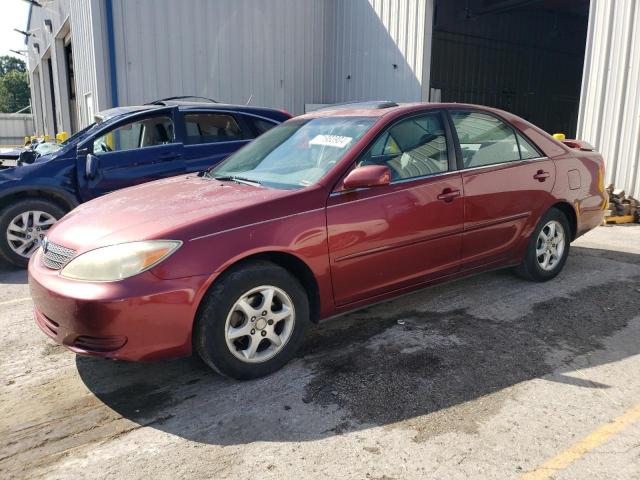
[309, 135, 353, 148]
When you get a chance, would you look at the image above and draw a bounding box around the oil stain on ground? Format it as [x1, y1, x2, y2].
[302, 278, 640, 440]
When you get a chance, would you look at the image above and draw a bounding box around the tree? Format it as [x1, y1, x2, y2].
[0, 56, 27, 77]
[0, 70, 31, 112]
[0, 56, 30, 113]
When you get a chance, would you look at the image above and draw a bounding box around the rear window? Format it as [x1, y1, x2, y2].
[184, 113, 244, 145]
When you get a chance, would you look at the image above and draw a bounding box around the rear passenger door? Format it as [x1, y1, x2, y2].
[448, 109, 556, 269]
[178, 111, 277, 173]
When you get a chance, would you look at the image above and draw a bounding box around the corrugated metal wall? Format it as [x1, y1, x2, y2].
[69, 0, 111, 123]
[0, 114, 34, 145]
[323, 0, 432, 104]
[112, 0, 432, 114]
[577, 0, 640, 196]
[112, 0, 327, 115]
[25, 0, 109, 133]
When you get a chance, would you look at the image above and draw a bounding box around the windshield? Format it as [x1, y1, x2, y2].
[207, 117, 376, 189]
[61, 123, 96, 146]
[34, 142, 63, 155]
[28, 123, 97, 158]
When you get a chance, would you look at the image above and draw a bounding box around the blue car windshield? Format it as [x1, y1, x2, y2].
[61, 123, 96, 146]
[207, 117, 376, 189]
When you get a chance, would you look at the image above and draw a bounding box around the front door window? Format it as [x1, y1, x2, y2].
[92, 116, 174, 155]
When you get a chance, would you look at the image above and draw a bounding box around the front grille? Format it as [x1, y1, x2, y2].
[42, 241, 76, 270]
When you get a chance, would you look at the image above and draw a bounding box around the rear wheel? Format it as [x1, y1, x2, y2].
[0, 199, 65, 268]
[514, 208, 571, 282]
[195, 261, 310, 379]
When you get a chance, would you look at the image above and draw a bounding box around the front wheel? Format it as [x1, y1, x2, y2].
[0, 199, 65, 268]
[195, 261, 310, 379]
[514, 208, 571, 282]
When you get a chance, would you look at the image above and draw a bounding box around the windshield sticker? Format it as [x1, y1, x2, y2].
[309, 135, 353, 148]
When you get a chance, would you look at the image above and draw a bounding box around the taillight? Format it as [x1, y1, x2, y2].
[598, 160, 608, 209]
[598, 161, 605, 193]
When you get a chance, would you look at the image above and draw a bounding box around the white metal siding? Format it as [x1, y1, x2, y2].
[323, 0, 432, 104]
[112, 0, 327, 115]
[577, 0, 640, 196]
[0, 114, 35, 145]
[25, 0, 108, 132]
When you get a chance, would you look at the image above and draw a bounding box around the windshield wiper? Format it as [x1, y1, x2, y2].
[211, 175, 262, 187]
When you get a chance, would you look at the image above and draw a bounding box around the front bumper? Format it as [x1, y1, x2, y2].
[28, 248, 210, 361]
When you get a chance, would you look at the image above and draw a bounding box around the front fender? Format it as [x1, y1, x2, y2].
[0, 181, 80, 211]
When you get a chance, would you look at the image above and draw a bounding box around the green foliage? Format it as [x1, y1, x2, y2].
[0, 56, 30, 113]
[0, 56, 27, 77]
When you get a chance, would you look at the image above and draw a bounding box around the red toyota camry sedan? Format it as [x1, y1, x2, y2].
[29, 102, 607, 379]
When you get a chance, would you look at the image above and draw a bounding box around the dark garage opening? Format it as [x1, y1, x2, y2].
[430, 0, 590, 137]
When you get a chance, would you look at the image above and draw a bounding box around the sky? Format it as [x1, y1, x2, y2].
[0, 0, 31, 59]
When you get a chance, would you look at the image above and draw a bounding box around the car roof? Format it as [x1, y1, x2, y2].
[297, 101, 510, 120]
[96, 101, 288, 123]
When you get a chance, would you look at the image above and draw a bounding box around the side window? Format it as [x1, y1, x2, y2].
[92, 115, 174, 155]
[517, 132, 542, 159]
[248, 117, 278, 136]
[184, 113, 244, 145]
[360, 112, 449, 181]
[451, 111, 521, 168]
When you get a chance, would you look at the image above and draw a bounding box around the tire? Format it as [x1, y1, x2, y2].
[514, 207, 571, 282]
[0, 199, 66, 268]
[195, 260, 310, 380]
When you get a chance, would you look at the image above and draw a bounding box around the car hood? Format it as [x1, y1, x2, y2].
[47, 174, 295, 252]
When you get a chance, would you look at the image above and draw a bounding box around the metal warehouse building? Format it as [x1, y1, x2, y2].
[26, 0, 639, 194]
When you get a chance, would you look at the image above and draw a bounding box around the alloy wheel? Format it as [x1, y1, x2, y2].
[535, 220, 565, 271]
[6, 210, 57, 258]
[224, 285, 296, 363]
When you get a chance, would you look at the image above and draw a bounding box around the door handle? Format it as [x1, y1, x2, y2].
[437, 188, 461, 203]
[533, 170, 550, 182]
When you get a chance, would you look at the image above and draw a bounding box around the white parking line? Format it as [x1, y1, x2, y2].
[0, 297, 32, 307]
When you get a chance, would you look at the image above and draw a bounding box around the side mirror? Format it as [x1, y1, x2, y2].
[85, 154, 99, 179]
[18, 150, 37, 165]
[343, 165, 391, 190]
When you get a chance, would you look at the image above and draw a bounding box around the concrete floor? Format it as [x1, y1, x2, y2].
[1, 225, 639, 479]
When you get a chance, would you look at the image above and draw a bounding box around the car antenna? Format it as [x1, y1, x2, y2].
[245, 94, 254, 106]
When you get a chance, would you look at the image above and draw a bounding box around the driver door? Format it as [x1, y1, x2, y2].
[326, 111, 464, 306]
[77, 110, 185, 200]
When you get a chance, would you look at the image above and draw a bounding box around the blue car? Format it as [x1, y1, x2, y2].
[0, 97, 290, 267]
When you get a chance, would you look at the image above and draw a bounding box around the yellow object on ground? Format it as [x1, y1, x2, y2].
[605, 215, 636, 224]
[56, 132, 69, 143]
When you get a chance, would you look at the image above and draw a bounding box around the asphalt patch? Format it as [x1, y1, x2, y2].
[303, 278, 640, 440]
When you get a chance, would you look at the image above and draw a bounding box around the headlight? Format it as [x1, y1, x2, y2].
[60, 240, 182, 281]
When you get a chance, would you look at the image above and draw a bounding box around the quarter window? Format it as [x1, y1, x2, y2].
[92, 115, 174, 155]
[517, 132, 541, 159]
[451, 111, 523, 168]
[184, 113, 244, 145]
[360, 112, 449, 181]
